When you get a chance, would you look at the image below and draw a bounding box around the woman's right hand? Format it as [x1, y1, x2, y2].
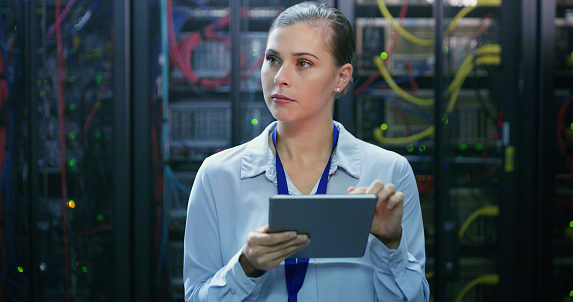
[240, 225, 310, 277]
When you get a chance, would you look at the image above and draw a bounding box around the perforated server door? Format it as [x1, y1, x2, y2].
[354, 1, 503, 300]
[159, 1, 303, 300]
[17, 0, 130, 301]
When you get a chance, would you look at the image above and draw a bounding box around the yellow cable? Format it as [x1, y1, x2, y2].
[376, 0, 434, 46]
[447, 54, 476, 94]
[374, 45, 499, 108]
[446, 0, 501, 35]
[475, 44, 501, 56]
[458, 205, 499, 239]
[376, 0, 501, 46]
[374, 56, 435, 106]
[454, 274, 500, 302]
[475, 55, 501, 66]
[373, 125, 435, 145]
[371, 44, 501, 145]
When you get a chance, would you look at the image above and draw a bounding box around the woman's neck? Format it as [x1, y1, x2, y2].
[273, 118, 335, 165]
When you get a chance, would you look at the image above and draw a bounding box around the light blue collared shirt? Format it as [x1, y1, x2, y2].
[184, 121, 430, 301]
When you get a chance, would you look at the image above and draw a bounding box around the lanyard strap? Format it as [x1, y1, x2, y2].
[272, 123, 339, 302]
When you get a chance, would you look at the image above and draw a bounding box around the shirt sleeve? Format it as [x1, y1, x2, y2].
[369, 157, 430, 302]
[183, 162, 268, 302]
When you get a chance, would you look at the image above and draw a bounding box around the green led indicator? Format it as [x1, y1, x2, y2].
[570, 123, 573, 130]
[68, 76, 76, 83]
[570, 290, 573, 297]
[40, 91, 46, 98]
[69, 103, 77, 111]
[445, 47, 449, 53]
[475, 143, 484, 151]
[380, 52, 388, 60]
[571, 52, 573, 59]
[380, 123, 388, 131]
[459, 144, 468, 151]
[252, 49, 258, 57]
[95, 131, 103, 139]
[95, 76, 104, 84]
[69, 132, 77, 140]
[406, 145, 414, 152]
[36, 80, 42, 87]
[82, 266, 88, 273]
[68, 158, 77, 167]
[70, 48, 77, 55]
[251, 118, 259, 125]
[17, 266, 23, 273]
[569, 221, 573, 228]
[97, 214, 104, 222]
[13, 25, 17, 32]
[442, 117, 449, 125]
[419, 145, 426, 152]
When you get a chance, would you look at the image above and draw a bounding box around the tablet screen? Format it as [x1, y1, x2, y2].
[268, 194, 377, 258]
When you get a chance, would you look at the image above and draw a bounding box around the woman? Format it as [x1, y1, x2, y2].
[184, 2, 429, 301]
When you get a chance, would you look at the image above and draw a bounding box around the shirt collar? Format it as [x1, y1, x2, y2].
[240, 121, 361, 180]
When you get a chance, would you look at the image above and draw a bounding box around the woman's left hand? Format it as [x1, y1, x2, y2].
[348, 180, 404, 249]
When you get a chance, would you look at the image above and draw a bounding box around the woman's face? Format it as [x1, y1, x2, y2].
[261, 23, 341, 124]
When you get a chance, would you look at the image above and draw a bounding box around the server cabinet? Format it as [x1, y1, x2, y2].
[354, 0, 503, 301]
[14, 0, 131, 301]
[157, 1, 307, 300]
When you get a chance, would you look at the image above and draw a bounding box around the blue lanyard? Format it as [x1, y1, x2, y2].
[272, 123, 339, 302]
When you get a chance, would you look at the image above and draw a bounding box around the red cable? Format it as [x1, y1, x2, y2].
[474, 13, 495, 39]
[354, 0, 409, 96]
[82, 30, 114, 133]
[405, 60, 419, 92]
[167, 0, 263, 87]
[557, 96, 573, 172]
[55, 1, 72, 301]
[390, 103, 412, 136]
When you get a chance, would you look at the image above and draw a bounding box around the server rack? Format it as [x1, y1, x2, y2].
[15, 0, 132, 301]
[354, 0, 503, 301]
[158, 1, 309, 300]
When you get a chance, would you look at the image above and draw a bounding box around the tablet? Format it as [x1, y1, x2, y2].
[268, 194, 377, 258]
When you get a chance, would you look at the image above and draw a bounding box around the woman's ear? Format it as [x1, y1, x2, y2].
[336, 63, 353, 91]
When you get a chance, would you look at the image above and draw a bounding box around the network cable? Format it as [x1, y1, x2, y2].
[454, 274, 499, 302]
[372, 44, 501, 145]
[375, 0, 501, 46]
[458, 205, 499, 239]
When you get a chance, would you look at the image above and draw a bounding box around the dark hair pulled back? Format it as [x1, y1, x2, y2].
[269, 1, 355, 94]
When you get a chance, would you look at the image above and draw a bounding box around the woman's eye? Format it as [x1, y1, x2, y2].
[296, 60, 312, 68]
[266, 56, 278, 65]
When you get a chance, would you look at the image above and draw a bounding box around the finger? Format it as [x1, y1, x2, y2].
[347, 186, 355, 193]
[365, 180, 385, 195]
[378, 183, 396, 205]
[248, 236, 311, 270]
[265, 237, 311, 266]
[247, 230, 297, 247]
[386, 191, 404, 210]
[255, 225, 269, 233]
[348, 186, 368, 194]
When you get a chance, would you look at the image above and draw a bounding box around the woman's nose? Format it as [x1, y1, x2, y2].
[274, 65, 291, 87]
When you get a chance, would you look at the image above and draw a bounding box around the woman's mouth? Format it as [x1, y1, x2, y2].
[271, 94, 295, 104]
